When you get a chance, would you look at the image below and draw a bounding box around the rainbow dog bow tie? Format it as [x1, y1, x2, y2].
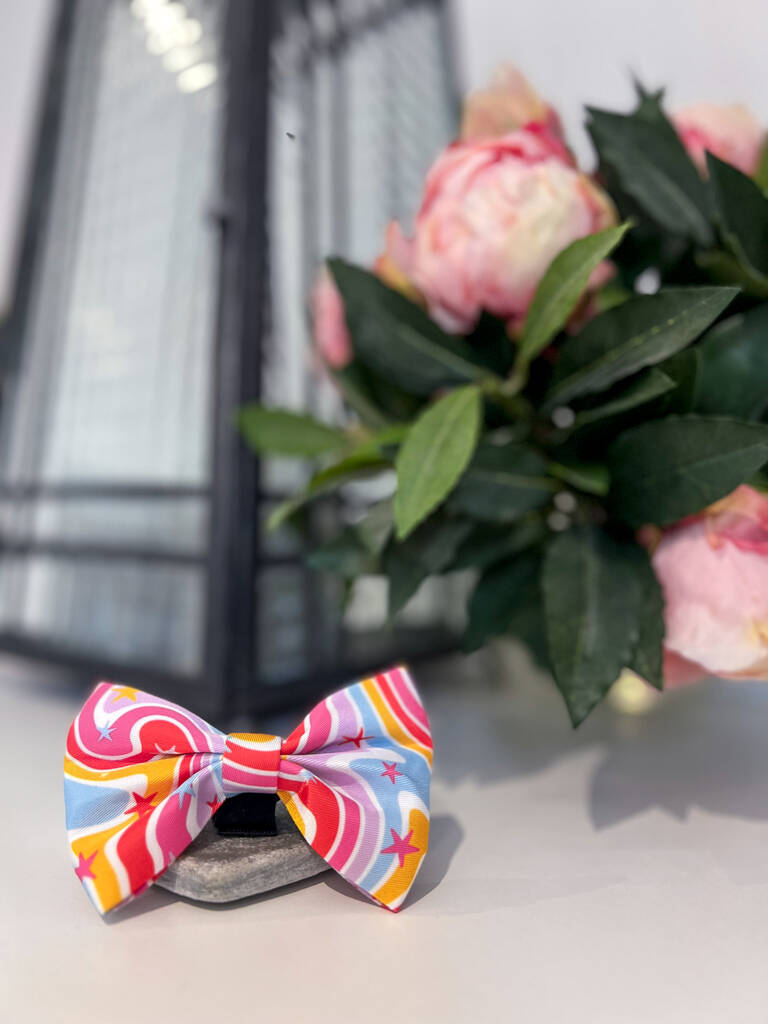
[64, 666, 432, 914]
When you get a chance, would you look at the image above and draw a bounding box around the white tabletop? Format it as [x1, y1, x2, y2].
[4, 647, 768, 1023]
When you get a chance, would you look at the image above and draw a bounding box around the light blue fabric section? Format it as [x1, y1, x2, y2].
[64, 777, 130, 829]
[349, 684, 431, 895]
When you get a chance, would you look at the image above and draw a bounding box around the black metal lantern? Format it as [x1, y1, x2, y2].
[0, 0, 459, 719]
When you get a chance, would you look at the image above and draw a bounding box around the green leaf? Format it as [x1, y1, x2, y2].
[331, 364, 390, 429]
[517, 222, 632, 365]
[707, 152, 768, 282]
[268, 451, 389, 529]
[655, 348, 700, 415]
[394, 385, 482, 539]
[238, 405, 350, 457]
[463, 552, 541, 653]
[329, 259, 493, 395]
[569, 368, 675, 430]
[385, 515, 473, 616]
[448, 442, 556, 522]
[593, 280, 632, 313]
[356, 501, 394, 557]
[543, 527, 647, 726]
[696, 304, 768, 419]
[695, 248, 768, 300]
[504, 573, 551, 672]
[627, 548, 665, 690]
[333, 362, 421, 427]
[466, 312, 516, 376]
[354, 423, 410, 457]
[449, 517, 546, 570]
[609, 415, 768, 528]
[544, 286, 738, 410]
[755, 138, 768, 192]
[547, 460, 610, 497]
[632, 80, 667, 123]
[307, 530, 376, 578]
[587, 103, 712, 246]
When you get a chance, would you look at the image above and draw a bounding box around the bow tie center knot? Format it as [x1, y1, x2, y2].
[222, 732, 282, 794]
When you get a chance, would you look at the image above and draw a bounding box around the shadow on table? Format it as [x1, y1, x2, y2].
[424, 649, 768, 834]
[425, 647, 598, 787]
[588, 678, 768, 831]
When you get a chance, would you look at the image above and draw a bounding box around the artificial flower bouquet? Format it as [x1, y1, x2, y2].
[239, 68, 768, 726]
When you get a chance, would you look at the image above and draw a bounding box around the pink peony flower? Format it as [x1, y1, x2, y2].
[387, 128, 617, 334]
[461, 65, 564, 144]
[651, 485, 768, 685]
[672, 103, 765, 177]
[311, 267, 352, 369]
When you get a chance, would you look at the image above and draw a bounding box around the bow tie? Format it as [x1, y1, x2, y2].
[64, 666, 432, 915]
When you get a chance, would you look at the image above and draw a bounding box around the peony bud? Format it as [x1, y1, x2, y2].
[672, 103, 766, 177]
[461, 65, 564, 143]
[311, 267, 352, 370]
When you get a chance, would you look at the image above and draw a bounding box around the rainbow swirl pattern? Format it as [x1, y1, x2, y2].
[64, 666, 432, 914]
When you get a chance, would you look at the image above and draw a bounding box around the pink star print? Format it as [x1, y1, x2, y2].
[380, 762, 403, 784]
[342, 727, 373, 749]
[381, 828, 420, 868]
[124, 791, 157, 818]
[75, 851, 97, 881]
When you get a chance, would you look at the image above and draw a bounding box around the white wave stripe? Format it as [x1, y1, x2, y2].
[288, 744, 406, 876]
[321, 786, 347, 864]
[293, 716, 311, 754]
[294, 744, 405, 776]
[184, 779, 204, 836]
[332, 688, 365, 747]
[356, 683, 387, 739]
[144, 802, 166, 876]
[365, 788, 426, 896]
[65, 768, 158, 839]
[294, 697, 338, 754]
[223, 766, 279, 783]
[399, 666, 422, 703]
[370, 677, 432, 764]
[325, 760, 388, 884]
[392, 792, 429, 908]
[72, 717, 137, 762]
[321, 746, 406, 769]
[103, 828, 132, 906]
[67, 814, 124, 843]
[73, 710, 210, 762]
[356, 682, 425, 764]
[382, 669, 430, 740]
[283, 788, 317, 845]
[128, 715, 206, 758]
[327, 696, 340, 746]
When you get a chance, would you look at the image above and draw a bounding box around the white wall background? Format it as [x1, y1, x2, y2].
[451, 0, 768, 165]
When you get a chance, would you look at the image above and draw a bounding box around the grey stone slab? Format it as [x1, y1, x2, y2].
[156, 802, 328, 903]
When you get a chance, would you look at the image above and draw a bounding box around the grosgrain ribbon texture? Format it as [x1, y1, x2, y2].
[64, 666, 432, 914]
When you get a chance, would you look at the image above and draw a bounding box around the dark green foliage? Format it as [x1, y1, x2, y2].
[238, 81, 768, 727]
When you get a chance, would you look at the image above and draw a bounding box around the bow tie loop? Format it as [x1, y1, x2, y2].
[222, 733, 282, 795]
